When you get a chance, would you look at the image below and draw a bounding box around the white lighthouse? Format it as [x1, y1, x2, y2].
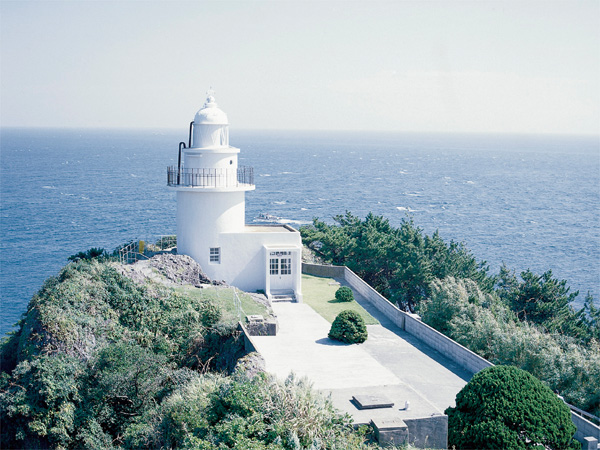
[168, 94, 302, 301]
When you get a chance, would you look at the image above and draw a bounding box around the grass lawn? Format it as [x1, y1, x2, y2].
[301, 274, 378, 325]
[175, 285, 269, 324]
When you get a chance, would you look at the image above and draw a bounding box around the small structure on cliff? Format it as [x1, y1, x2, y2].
[167, 94, 302, 302]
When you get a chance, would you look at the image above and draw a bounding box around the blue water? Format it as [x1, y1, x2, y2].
[1, 128, 598, 335]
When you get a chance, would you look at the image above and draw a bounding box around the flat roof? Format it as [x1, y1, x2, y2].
[245, 224, 296, 233]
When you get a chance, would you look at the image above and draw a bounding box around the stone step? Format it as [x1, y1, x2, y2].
[272, 295, 295, 302]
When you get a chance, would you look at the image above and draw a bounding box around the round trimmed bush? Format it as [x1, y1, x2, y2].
[335, 286, 354, 302]
[328, 310, 368, 344]
[445, 365, 579, 450]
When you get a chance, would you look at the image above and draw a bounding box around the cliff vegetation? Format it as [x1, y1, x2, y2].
[0, 255, 390, 450]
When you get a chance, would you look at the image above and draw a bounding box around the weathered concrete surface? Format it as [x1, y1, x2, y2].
[251, 302, 400, 389]
[371, 418, 409, 446]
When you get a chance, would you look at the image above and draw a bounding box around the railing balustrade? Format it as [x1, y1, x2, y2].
[167, 166, 254, 188]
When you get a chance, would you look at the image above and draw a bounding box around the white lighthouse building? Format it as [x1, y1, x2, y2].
[168, 95, 302, 301]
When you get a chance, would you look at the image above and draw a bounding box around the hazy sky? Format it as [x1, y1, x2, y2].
[1, 1, 599, 134]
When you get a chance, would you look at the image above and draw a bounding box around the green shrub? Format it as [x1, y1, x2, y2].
[68, 247, 109, 262]
[329, 310, 368, 344]
[200, 301, 222, 327]
[335, 286, 354, 302]
[446, 365, 579, 450]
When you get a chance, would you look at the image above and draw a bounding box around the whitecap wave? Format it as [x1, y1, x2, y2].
[278, 218, 312, 225]
[396, 206, 420, 212]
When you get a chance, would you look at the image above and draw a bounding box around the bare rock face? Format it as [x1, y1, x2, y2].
[118, 254, 222, 287]
[234, 351, 266, 379]
[148, 253, 211, 286]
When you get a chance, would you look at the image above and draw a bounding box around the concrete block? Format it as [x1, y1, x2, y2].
[583, 437, 598, 450]
[246, 318, 278, 336]
[404, 414, 448, 450]
[352, 394, 394, 410]
[371, 418, 409, 447]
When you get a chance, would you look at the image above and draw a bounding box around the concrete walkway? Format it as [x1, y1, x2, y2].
[251, 291, 472, 425]
[252, 302, 401, 390]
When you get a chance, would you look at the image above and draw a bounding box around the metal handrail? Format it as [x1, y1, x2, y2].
[167, 166, 254, 188]
[567, 401, 600, 425]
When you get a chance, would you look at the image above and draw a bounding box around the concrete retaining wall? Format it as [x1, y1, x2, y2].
[302, 263, 345, 278]
[238, 322, 258, 353]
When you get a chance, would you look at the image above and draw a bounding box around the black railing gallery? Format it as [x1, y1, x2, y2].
[167, 166, 254, 188]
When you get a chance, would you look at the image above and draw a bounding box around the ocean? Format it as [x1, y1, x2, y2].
[1, 128, 598, 335]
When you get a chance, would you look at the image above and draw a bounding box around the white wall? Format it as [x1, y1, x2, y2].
[219, 228, 302, 296]
[183, 147, 240, 170]
[177, 190, 245, 279]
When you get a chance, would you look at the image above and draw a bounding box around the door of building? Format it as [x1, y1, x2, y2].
[269, 251, 293, 291]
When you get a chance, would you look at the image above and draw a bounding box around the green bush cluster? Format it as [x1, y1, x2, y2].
[446, 366, 579, 450]
[335, 286, 354, 302]
[419, 277, 600, 416]
[328, 310, 368, 344]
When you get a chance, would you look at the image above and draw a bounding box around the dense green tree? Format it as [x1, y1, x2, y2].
[496, 267, 598, 342]
[446, 366, 579, 450]
[575, 292, 600, 342]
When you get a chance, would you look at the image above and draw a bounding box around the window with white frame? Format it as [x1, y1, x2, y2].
[280, 258, 292, 275]
[209, 247, 221, 263]
[269, 258, 279, 275]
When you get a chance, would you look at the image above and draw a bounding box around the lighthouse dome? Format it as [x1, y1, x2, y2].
[194, 95, 228, 125]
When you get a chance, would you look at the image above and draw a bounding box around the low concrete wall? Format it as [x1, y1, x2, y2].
[572, 413, 600, 444]
[302, 263, 345, 278]
[342, 267, 406, 329]
[402, 312, 493, 375]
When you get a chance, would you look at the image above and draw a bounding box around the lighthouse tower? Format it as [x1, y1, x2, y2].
[168, 94, 302, 301]
[168, 95, 254, 275]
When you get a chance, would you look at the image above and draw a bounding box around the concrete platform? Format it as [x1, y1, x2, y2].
[251, 302, 401, 389]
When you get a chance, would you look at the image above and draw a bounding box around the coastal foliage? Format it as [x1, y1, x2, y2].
[301, 212, 600, 416]
[446, 366, 579, 450]
[328, 310, 368, 344]
[67, 247, 109, 262]
[419, 277, 600, 416]
[302, 212, 492, 312]
[335, 286, 354, 302]
[0, 258, 384, 450]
